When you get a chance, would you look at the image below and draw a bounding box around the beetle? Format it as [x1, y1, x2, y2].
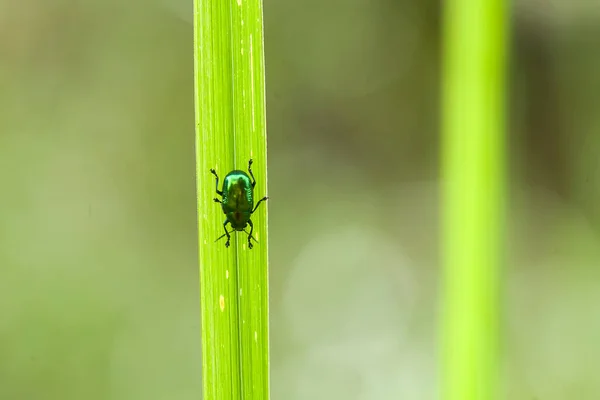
[210, 158, 268, 249]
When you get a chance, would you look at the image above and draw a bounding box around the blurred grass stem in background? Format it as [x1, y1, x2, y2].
[441, 0, 508, 399]
[194, 0, 270, 399]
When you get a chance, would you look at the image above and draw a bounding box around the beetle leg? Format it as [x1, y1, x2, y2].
[247, 220, 254, 249]
[210, 168, 223, 196]
[251, 196, 268, 214]
[247, 159, 256, 188]
[222, 220, 230, 247]
[213, 198, 222, 204]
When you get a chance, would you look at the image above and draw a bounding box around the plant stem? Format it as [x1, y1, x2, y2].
[441, 0, 509, 399]
[194, 0, 270, 398]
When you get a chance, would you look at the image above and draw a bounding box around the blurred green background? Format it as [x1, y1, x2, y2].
[2, 0, 600, 399]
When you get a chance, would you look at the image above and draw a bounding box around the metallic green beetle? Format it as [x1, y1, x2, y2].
[210, 158, 268, 249]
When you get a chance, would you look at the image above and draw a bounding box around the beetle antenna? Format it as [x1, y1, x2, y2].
[243, 229, 259, 243]
[214, 233, 228, 243]
[214, 230, 234, 243]
[214, 229, 259, 243]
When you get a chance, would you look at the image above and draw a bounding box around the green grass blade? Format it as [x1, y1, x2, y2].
[230, 0, 270, 398]
[194, 0, 270, 398]
[440, 0, 509, 399]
